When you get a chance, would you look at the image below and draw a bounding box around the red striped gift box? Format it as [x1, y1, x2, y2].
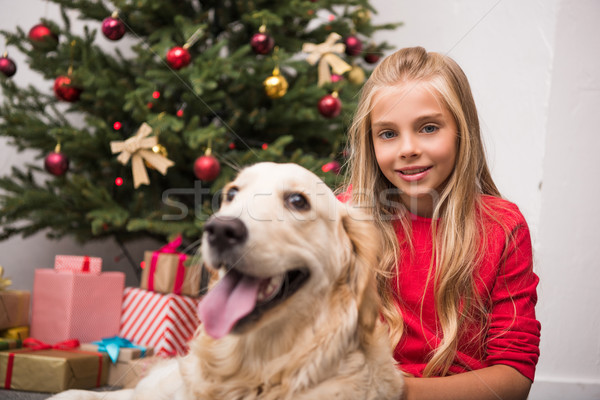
[119, 287, 200, 357]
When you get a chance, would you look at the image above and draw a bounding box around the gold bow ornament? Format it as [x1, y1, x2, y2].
[110, 123, 175, 188]
[0, 266, 12, 291]
[302, 32, 352, 87]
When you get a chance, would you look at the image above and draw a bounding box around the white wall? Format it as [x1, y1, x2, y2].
[2, 0, 600, 397]
[533, 0, 600, 398]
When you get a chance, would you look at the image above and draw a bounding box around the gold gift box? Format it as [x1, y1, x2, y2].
[140, 251, 202, 297]
[78, 343, 154, 362]
[0, 290, 30, 330]
[0, 348, 109, 393]
[104, 356, 162, 388]
[78, 343, 155, 387]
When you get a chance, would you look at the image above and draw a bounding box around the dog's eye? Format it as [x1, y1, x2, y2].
[285, 193, 310, 211]
[225, 187, 238, 202]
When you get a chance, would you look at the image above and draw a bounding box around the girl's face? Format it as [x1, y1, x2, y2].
[370, 81, 458, 217]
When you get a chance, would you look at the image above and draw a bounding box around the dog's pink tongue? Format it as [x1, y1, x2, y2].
[197, 271, 260, 339]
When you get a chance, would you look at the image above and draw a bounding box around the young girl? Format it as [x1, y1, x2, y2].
[344, 47, 541, 399]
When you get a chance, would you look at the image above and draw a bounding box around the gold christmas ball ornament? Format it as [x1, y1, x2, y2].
[145, 144, 168, 170]
[347, 64, 366, 85]
[352, 8, 372, 26]
[263, 67, 288, 99]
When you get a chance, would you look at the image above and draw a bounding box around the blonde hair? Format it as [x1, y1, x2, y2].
[346, 46, 503, 376]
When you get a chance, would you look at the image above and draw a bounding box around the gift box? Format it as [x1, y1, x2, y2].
[54, 255, 102, 274]
[119, 287, 200, 356]
[102, 356, 163, 388]
[80, 337, 155, 387]
[0, 339, 21, 351]
[0, 339, 108, 393]
[140, 235, 202, 297]
[79, 337, 153, 363]
[0, 326, 29, 341]
[0, 290, 30, 331]
[31, 269, 125, 344]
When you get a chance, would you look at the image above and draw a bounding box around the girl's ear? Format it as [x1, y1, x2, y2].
[340, 207, 381, 334]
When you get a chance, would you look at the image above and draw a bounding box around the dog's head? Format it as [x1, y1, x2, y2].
[197, 162, 380, 340]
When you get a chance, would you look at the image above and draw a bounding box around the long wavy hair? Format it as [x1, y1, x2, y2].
[346, 47, 504, 376]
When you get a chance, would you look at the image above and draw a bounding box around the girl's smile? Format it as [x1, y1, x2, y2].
[370, 81, 458, 217]
[396, 165, 433, 181]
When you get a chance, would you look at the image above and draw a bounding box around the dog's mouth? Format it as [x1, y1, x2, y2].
[197, 267, 310, 339]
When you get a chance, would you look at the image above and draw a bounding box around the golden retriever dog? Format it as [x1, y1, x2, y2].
[50, 162, 403, 400]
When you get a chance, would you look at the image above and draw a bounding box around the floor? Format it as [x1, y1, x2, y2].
[0, 387, 117, 399]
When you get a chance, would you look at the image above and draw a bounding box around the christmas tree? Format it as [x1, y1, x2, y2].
[0, 1, 400, 272]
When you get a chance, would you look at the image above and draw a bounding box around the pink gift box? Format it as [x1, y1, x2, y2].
[54, 255, 102, 274]
[119, 287, 200, 357]
[31, 269, 125, 344]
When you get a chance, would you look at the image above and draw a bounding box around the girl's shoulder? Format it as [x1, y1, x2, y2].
[478, 194, 528, 233]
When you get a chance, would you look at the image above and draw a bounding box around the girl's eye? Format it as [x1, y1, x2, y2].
[379, 130, 396, 139]
[422, 125, 438, 134]
[285, 193, 310, 211]
[225, 187, 238, 202]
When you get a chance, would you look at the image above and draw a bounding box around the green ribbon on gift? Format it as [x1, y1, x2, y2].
[92, 336, 147, 364]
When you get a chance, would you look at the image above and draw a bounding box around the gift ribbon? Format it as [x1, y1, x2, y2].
[148, 235, 188, 295]
[302, 32, 352, 87]
[81, 256, 90, 272]
[110, 123, 175, 189]
[92, 336, 147, 364]
[4, 338, 104, 390]
[1, 326, 29, 341]
[22, 337, 80, 350]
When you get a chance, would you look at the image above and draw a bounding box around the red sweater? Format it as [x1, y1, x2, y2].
[391, 195, 540, 381]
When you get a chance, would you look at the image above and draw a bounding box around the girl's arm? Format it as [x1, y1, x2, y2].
[402, 364, 531, 400]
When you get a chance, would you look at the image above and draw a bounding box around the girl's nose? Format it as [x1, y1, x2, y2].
[399, 134, 420, 159]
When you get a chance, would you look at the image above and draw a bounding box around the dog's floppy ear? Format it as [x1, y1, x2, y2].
[341, 207, 382, 334]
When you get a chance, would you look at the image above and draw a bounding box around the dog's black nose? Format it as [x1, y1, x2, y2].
[204, 216, 248, 251]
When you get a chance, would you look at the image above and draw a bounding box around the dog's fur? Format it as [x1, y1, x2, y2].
[50, 162, 403, 400]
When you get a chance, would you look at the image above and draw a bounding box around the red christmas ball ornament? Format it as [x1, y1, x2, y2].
[102, 15, 126, 41]
[28, 23, 59, 50]
[53, 75, 82, 102]
[318, 92, 342, 118]
[166, 46, 191, 70]
[0, 54, 17, 77]
[322, 161, 341, 174]
[364, 48, 381, 64]
[176, 109, 184, 118]
[250, 31, 275, 55]
[344, 36, 362, 57]
[194, 154, 220, 181]
[330, 74, 343, 83]
[44, 147, 69, 176]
